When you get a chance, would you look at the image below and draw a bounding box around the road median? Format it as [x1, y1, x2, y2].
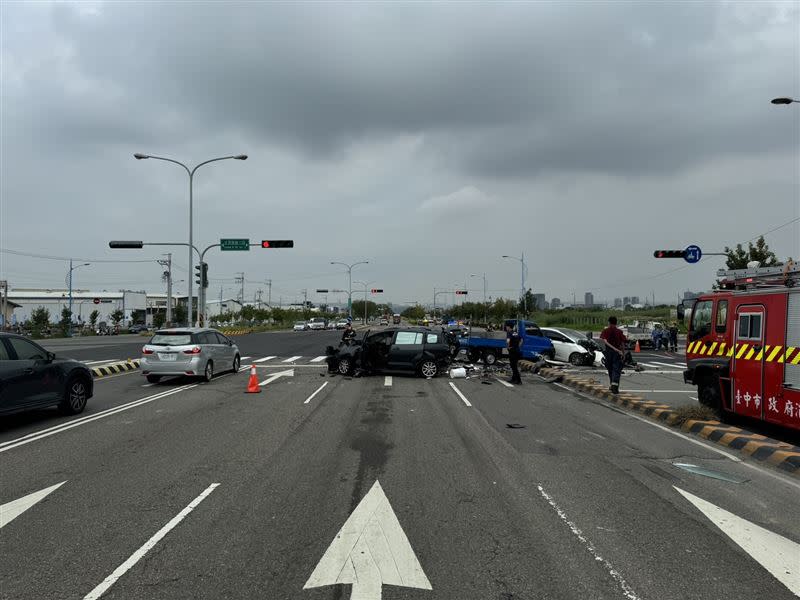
[531, 364, 800, 477]
[91, 360, 140, 379]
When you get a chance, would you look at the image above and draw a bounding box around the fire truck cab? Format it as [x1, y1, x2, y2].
[683, 264, 800, 431]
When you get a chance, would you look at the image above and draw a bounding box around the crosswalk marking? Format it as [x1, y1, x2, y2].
[310, 356, 327, 362]
[253, 356, 276, 363]
[639, 362, 682, 371]
[283, 356, 302, 363]
[649, 361, 685, 369]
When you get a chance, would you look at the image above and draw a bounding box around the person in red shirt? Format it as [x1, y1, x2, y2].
[599, 316, 627, 394]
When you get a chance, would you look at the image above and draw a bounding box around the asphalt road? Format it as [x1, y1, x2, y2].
[2, 329, 799, 599]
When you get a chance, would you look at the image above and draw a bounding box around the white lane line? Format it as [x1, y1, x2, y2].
[650, 361, 686, 369]
[283, 356, 302, 363]
[240, 356, 251, 360]
[0, 481, 66, 529]
[552, 382, 742, 462]
[304, 382, 329, 405]
[310, 356, 327, 363]
[675, 487, 800, 595]
[259, 369, 295, 386]
[83, 359, 118, 365]
[0, 385, 196, 454]
[253, 356, 276, 363]
[623, 389, 698, 393]
[689, 396, 698, 401]
[496, 378, 514, 388]
[384, 376, 392, 387]
[83, 483, 220, 600]
[238, 365, 250, 372]
[538, 485, 641, 600]
[449, 382, 472, 407]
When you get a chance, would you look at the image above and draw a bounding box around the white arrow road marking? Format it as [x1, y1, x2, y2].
[384, 376, 392, 387]
[304, 382, 328, 404]
[449, 382, 472, 407]
[259, 369, 295, 386]
[253, 356, 276, 363]
[83, 483, 220, 600]
[0, 481, 66, 528]
[304, 480, 432, 599]
[675, 487, 800, 595]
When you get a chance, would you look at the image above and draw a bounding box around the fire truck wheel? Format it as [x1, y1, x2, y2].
[698, 374, 721, 411]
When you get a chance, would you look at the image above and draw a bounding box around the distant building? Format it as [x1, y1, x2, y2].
[532, 293, 546, 310]
[614, 297, 623, 308]
[584, 292, 594, 307]
[623, 296, 631, 306]
[551, 297, 562, 310]
[631, 296, 640, 305]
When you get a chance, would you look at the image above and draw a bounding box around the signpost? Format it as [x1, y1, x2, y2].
[220, 238, 250, 251]
[684, 245, 702, 264]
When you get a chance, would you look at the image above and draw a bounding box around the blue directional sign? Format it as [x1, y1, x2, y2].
[684, 245, 702, 264]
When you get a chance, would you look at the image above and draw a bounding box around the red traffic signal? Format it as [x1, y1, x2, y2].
[371, 289, 383, 294]
[455, 290, 468, 295]
[653, 250, 685, 259]
[261, 240, 294, 248]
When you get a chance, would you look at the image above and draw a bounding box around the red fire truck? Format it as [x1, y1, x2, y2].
[683, 264, 800, 431]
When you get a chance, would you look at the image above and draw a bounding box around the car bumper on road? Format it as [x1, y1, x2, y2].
[141, 355, 204, 376]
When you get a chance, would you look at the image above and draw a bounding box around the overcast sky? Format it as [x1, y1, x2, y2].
[2, 1, 798, 308]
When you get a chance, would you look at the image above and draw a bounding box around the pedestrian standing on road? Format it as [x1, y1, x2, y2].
[600, 316, 626, 394]
[651, 326, 661, 351]
[668, 322, 679, 353]
[505, 322, 522, 384]
[341, 322, 356, 344]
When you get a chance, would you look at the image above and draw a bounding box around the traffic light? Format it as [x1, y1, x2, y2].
[194, 262, 208, 288]
[455, 290, 468, 295]
[653, 250, 686, 259]
[261, 240, 294, 248]
[371, 289, 383, 294]
[109, 241, 144, 249]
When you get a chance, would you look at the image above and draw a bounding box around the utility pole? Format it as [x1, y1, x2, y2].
[256, 289, 263, 308]
[0, 279, 8, 331]
[302, 289, 308, 310]
[234, 272, 245, 311]
[157, 254, 173, 326]
[265, 279, 272, 307]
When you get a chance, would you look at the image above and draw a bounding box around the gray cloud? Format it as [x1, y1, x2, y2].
[1, 1, 798, 306]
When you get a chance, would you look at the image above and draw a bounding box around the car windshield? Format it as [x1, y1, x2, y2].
[560, 329, 587, 341]
[149, 333, 192, 346]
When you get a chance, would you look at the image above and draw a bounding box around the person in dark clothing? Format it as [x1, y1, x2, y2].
[341, 323, 356, 344]
[668, 322, 679, 353]
[505, 322, 523, 384]
[600, 316, 627, 394]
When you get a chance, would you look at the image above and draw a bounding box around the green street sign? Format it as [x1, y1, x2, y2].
[220, 238, 250, 251]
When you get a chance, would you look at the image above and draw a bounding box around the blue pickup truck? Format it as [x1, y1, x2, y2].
[458, 319, 554, 365]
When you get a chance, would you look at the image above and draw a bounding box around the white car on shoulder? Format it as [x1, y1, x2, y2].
[540, 327, 603, 366]
[293, 321, 309, 331]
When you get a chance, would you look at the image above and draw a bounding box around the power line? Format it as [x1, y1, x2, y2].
[0, 248, 156, 264]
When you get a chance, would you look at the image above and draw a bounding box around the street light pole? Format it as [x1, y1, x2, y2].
[330, 260, 368, 319]
[67, 261, 90, 337]
[134, 152, 247, 327]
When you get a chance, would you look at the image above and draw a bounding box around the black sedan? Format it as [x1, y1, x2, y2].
[0, 333, 94, 416]
[326, 327, 452, 377]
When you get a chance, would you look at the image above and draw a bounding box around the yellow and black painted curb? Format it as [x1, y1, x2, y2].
[535, 366, 800, 477]
[220, 329, 253, 336]
[91, 360, 141, 379]
[687, 340, 800, 364]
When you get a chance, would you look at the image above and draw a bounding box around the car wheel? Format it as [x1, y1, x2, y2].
[468, 350, 481, 363]
[483, 351, 497, 365]
[568, 352, 583, 366]
[232, 354, 241, 373]
[60, 377, 89, 415]
[419, 360, 438, 378]
[202, 361, 214, 382]
[542, 350, 555, 360]
[146, 375, 161, 384]
[338, 358, 353, 375]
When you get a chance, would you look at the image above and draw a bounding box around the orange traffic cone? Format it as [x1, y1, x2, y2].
[246, 365, 261, 393]
[634, 340, 641, 353]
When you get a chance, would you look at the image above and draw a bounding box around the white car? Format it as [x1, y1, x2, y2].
[308, 319, 326, 330]
[293, 321, 309, 331]
[541, 327, 603, 366]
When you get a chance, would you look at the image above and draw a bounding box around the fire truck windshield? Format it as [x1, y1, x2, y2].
[691, 300, 713, 337]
